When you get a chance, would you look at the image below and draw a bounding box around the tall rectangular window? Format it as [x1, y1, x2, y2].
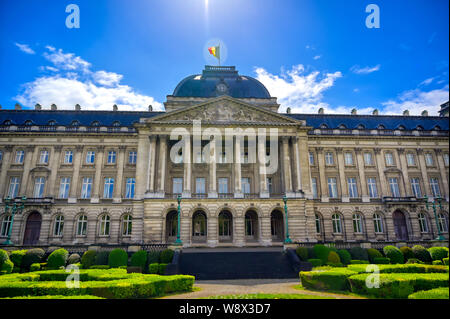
[107, 151, 116, 164]
[195, 178, 206, 194]
[347, 177, 358, 198]
[389, 177, 400, 197]
[311, 177, 318, 199]
[81, 177, 92, 199]
[385, 153, 394, 166]
[267, 177, 273, 194]
[59, 177, 71, 199]
[367, 178, 378, 198]
[309, 152, 315, 165]
[364, 152, 373, 165]
[444, 153, 449, 166]
[39, 150, 49, 164]
[425, 153, 434, 166]
[242, 178, 251, 194]
[8, 177, 20, 198]
[406, 153, 416, 166]
[15, 150, 24, 164]
[218, 178, 228, 194]
[172, 178, 183, 194]
[33, 177, 46, 198]
[103, 178, 115, 198]
[128, 151, 137, 164]
[86, 151, 95, 164]
[64, 150, 73, 164]
[344, 153, 354, 166]
[325, 152, 334, 165]
[430, 178, 441, 197]
[410, 178, 422, 198]
[0, 150, 3, 162]
[327, 177, 338, 198]
[125, 178, 135, 199]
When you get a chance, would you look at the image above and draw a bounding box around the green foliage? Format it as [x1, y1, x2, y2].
[3, 295, 105, 299]
[22, 249, 45, 271]
[147, 251, 160, 264]
[367, 248, 383, 263]
[327, 251, 341, 264]
[108, 249, 128, 268]
[9, 250, 27, 269]
[295, 247, 308, 261]
[383, 245, 404, 264]
[400, 247, 414, 260]
[349, 247, 369, 261]
[313, 245, 330, 264]
[130, 250, 148, 270]
[406, 258, 424, 264]
[90, 265, 110, 269]
[408, 287, 449, 299]
[325, 262, 344, 267]
[373, 257, 390, 264]
[30, 263, 41, 272]
[47, 249, 69, 269]
[307, 248, 315, 259]
[94, 251, 110, 266]
[337, 249, 351, 265]
[300, 269, 357, 291]
[159, 263, 168, 275]
[347, 263, 449, 274]
[427, 247, 449, 261]
[432, 260, 443, 265]
[67, 254, 80, 265]
[444, 258, 449, 265]
[412, 245, 432, 263]
[148, 263, 159, 274]
[307, 259, 323, 267]
[0, 250, 8, 265]
[350, 260, 369, 264]
[159, 249, 174, 264]
[81, 250, 97, 269]
[0, 260, 13, 274]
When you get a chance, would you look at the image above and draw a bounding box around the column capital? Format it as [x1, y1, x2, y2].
[148, 135, 157, 142]
[281, 136, 290, 143]
[373, 148, 381, 154]
[75, 145, 84, 152]
[397, 148, 405, 154]
[335, 147, 343, 153]
[25, 145, 35, 152]
[416, 148, 423, 155]
[97, 146, 105, 152]
[118, 145, 127, 151]
[315, 147, 323, 153]
[4, 145, 14, 152]
[354, 147, 362, 154]
[434, 148, 442, 155]
[54, 145, 63, 152]
[159, 134, 169, 142]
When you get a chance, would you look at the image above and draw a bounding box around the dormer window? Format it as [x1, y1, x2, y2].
[24, 120, 33, 126]
[320, 124, 329, 129]
[48, 120, 57, 126]
[377, 124, 385, 130]
[433, 125, 441, 131]
[338, 124, 347, 129]
[91, 121, 100, 127]
[112, 121, 121, 127]
[357, 124, 365, 130]
[71, 120, 80, 126]
[397, 125, 406, 130]
[3, 120, 12, 125]
[416, 125, 424, 131]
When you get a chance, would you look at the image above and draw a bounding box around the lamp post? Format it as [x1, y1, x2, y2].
[2, 196, 27, 245]
[174, 195, 183, 245]
[283, 195, 292, 244]
[423, 195, 445, 241]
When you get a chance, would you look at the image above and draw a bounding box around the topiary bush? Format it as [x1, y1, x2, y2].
[0, 259, 13, 274]
[148, 263, 159, 274]
[67, 253, 81, 265]
[400, 246, 414, 261]
[313, 244, 330, 264]
[47, 248, 69, 269]
[108, 249, 128, 268]
[307, 248, 316, 259]
[349, 247, 369, 261]
[160, 249, 174, 264]
[373, 257, 390, 264]
[383, 245, 404, 264]
[444, 258, 449, 265]
[337, 249, 351, 265]
[427, 247, 449, 261]
[412, 245, 432, 263]
[45, 247, 62, 259]
[81, 250, 97, 269]
[307, 259, 323, 267]
[327, 251, 341, 264]
[131, 250, 148, 270]
[159, 263, 168, 275]
[432, 260, 443, 265]
[147, 251, 160, 264]
[22, 248, 45, 271]
[9, 250, 27, 269]
[94, 251, 110, 265]
[295, 247, 308, 261]
[367, 248, 383, 263]
[350, 260, 369, 264]
[300, 269, 357, 291]
[30, 263, 41, 272]
[408, 287, 449, 299]
[0, 249, 9, 266]
[90, 265, 110, 269]
[406, 258, 424, 264]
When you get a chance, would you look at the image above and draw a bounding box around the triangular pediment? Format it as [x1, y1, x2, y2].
[146, 96, 303, 126]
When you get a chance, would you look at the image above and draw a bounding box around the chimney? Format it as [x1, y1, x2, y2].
[15, 103, 22, 110]
[113, 104, 118, 111]
[75, 104, 81, 111]
[403, 110, 410, 116]
[421, 110, 428, 117]
[286, 107, 291, 114]
[148, 105, 153, 112]
[51, 104, 57, 110]
[351, 109, 357, 115]
[372, 109, 379, 115]
[318, 108, 324, 114]
[35, 103, 42, 110]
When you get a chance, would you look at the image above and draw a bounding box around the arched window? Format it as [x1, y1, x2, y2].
[377, 124, 385, 130]
[352, 214, 363, 233]
[397, 125, 406, 130]
[433, 125, 441, 131]
[3, 120, 12, 125]
[416, 125, 424, 131]
[48, 120, 57, 126]
[91, 121, 100, 127]
[320, 124, 329, 129]
[112, 121, 121, 127]
[99, 215, 110, 236]
[24, 120, 33, 126]
[54, 215, 64, 236]
[122, 214, 132, 236]
[76, 215, 87, 236]
[438, 213, 448, 233]
[338, 124, 347, 129]
[332, 214, 342, 234]
[418, 213, 428, 233]
[71, 120, 80, 127]
[1, 215, 12, 237]
[218, 211, 232, 237]
[315, 214, 322, 234]
[373, 213, 383, 233]
[357, 124, 365, 130]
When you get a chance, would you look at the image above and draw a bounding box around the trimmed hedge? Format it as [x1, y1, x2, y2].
[337, 249, 351, 265]
[313, 245, 330, 264]
[94, 251, 110, 266]
[1, 260, 13, 274]
[81, 250, 97, 269]
[444, 258, 449, 265]
[406, 258, 423, 264]
[0, 250, 8, 265]
[300, 269, 358, 291]
[307, 248, 315, 259]
[22, 249, 45, 271]
[108, 249, 128, 268]
[159, 263, 168, 275]
[47, 249, 69, 270]
[350, 260, 369, 264]
[295, 247, 308, 261]
[307, 259, 323, 267]
[327, 251, 341, 264]
[412, 245, 432, 263]
[9, 250, 27, 269]
[432, 260, 443, 265]
[347, 263, 449, 274]
[383, 246, 404, 264]
[131, 250, 148, 271]
[349, 247, 369, 261]
[367, 248, 383, 263]
[30, 263, 40, 272]
[373, 257, 390, 264]
[90, 265, 110, 270]
[148, 263, 159, 274]
[67, 254, 80, 265]
[428, 247, 449, 261]
[408, 287, 449, 299]
[400, 246, 414, 260]
[159, 249, 174, 264]
[147, 251, 160, 264]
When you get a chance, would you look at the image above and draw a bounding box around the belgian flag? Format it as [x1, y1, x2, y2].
[208, 45, 221, 64]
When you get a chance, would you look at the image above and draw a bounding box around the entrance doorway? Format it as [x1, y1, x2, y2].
[23, 211, 42, 245]
[218, 211, 233, 243]
[245, 210, 259, 242]
[192, 211, 207, 243]
[393, 210, 409, 241]
[165, 210, 178, 243]
[271, 210, 284, 241]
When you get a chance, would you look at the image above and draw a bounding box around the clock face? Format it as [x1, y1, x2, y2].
[217, 83, 227, 93]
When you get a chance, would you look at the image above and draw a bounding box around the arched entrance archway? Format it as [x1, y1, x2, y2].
[393, 210, 409, 241]
[271, 210, 284, 242]
[23, 211, 42, 245]
[218, 210, 232, 243]
[192, 211, 207, 243]
[245, 210, 259, 242]
[165, 210, 178, 243]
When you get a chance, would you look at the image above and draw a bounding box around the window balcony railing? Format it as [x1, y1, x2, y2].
[218, 193, 233, 199]
[382, 196, 419, 203]
[192, 193, 207, 199]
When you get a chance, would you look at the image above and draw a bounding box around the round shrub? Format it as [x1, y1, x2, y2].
[47, 248, 69, 269]
[400, 246, 414, 260]
[373, 257, 390, 264]
[313, 244, 330, 264]
[22, 248, 45, 270]
[406, 258, 424, 264]
[327, 251, 341, 264]
[427, 247, 449, 261]
[131, 250, 148, 270]
[81, 250, 97, 269]
[9, 250, 27, 269]
[94, 251, 110, 265]
[30, 263, 41, 272]
[307, 248, 316, 259]
[383, 245, 404, 264]
[432, 260, 444, 265]
[0, 249, 9, 265]
[160, 249, 174, 264]
[443, 258, 449, 265]
[367, 248, 383, 263]
[349, 247, 369, 261]
[45, 246, 62, 259]
[337, 249, 351, 265]
[147, 251, 160, 264]
[108, 249, 128, 268]
[159, 263, 168, 275]
[307, 259, 323, 267]
[67, 253, 81, 265]
[148, 263, 159, 274]
[295, 247, 308, 261]
[412, 245, 432, 263]
[0, 259, 13, 274]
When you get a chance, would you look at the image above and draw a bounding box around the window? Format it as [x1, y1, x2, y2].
[443, 153, 449, 166]
[33, 177, 46, 198]
[53, 215, 64, 236]
[64, 150, 73, 164]
[332, 214, 342, 233]
[99, 215, 110, 236]
[385, 152, 394, 166]
[425, 153, 434, 166]
[352, 214, 362, 233]
[125, 178, 135, 199]
[1, 215, 12, 237]
[373, 214, 383, 233]
[103, 178, 115, 199]
[59, 177, 71, 199]
[219, 212, 231, 237]
[195, 178, 206, 194]
[364, 152, 373, 166]
[218, 178, 228, 194]
[0, 151, 2, 162]
[325, 152, 334, 165]
[107, 151, 116, 164]
[15, 150, 24, 164]
[430, 178, 441, 197]
[81, 177, 93, 199]
[311, 177, 318, 199]
[86, 151, 95, 164]
[172, 178, 183, 194]
[327, 177, 338, 198]
[367, 178, 378, 198]
[309, 152, 315, 165]
[410, 178, 422, 198]
[39, 150, 49, 164]
[389, 177, 400, 197]
[437, 213, 448, 233]
[315, 214, 322, 234]
[129, 151, 137, 164]
[242, 178, 250, 194]
[77, 215, 87, 236]
[344, 152, 354, 166]
[418, 213, 428, 233]
[347, 178, 358, 198]
[8, 177, 20, 198]
[267, 177, 273, 194]
[406, 153, 416, 166]
[122, 214, 132, 236]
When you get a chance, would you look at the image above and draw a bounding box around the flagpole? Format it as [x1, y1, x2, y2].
[219, 43, 221, 66]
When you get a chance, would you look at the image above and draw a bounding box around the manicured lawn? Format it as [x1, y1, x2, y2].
[205, 293, 335, 299]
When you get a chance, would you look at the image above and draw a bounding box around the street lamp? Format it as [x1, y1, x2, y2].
[282, 195, 292, 244]
[423, 195, 445, 241]
[2, 196, 27, 245]
[174, 195, 183, 245]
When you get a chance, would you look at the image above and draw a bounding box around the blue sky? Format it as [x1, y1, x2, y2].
[0, 0, 448, 114]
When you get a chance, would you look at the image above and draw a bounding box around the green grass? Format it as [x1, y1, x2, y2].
[293, 284, 367, 299]
[204, 293, 335, 299]
[408, 288, 449, 299]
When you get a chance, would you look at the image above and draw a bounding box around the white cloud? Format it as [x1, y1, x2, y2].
[350, 64, 381, 74]
[15, 46, 163, 111]
[15, 43, 35, 55]
[353, 88, 360, 93]
[419, 77, 434, 86]
[313, 55, 321, 60]
[254, 64, 342, 113]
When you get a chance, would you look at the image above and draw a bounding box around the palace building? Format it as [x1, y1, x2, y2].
[0, 65, 449, 247]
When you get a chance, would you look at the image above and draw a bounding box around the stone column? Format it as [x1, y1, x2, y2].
[47, 145, 62, 198]
[316, 148, 328, 202]
[0, 146, 13, 201]
[282, 137, 294, 197]
[417, 149, 431, 198]
[435, 149, 449, 200]
[355, 148, 369, 202]
[258, 133, 269, 198]
[207, 215, 218, 247]
[113, 146, 126, 203]
[91, 146, 105, 203]
[298, 136, 311, 199]
[292, 136, 302, 194]
[20, 146, 35, 197]
[397, 148, 412, 197]
[135, 134, 150, 199]
[182, 134, 192, 198]
[156, 135, 168, 197]
[234, 134, 243, 198]
[374, 148, 388, 197]
[208, 136, 217, 198]
[336, 147, 349, 202]
[69, 146, 83, 203]
[146, 135, 157, 194]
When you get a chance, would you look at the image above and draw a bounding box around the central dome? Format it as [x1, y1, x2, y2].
[172, 66, 271, 99]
